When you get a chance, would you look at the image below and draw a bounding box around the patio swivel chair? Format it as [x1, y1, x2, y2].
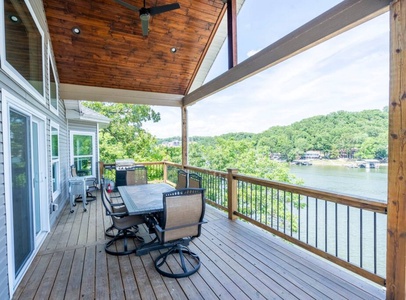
[101, 183, 145, 255]
[126, 165, 148, 185]
[154, 188, 206, 278]
[175, 169, 187, 189]
[101, 178, 128, 237]
[188, 173, 202, 188]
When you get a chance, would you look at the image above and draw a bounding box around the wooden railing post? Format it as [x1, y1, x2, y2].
[227, 168, 238, 220]
[163, 161, 168, 183]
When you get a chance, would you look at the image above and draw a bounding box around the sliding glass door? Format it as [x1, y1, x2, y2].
[9, 109, 33, 276]
[3, 90, 49, 290]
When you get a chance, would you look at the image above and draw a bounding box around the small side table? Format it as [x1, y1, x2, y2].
[69, 177, 87, 212]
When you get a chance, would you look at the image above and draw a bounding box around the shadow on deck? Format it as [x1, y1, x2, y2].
[13, 191, 386, 299]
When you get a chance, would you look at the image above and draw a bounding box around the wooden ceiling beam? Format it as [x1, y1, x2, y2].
[183, 0, 391, 107]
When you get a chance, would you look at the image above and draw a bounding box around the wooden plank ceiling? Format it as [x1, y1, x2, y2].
[43, 0, 225, 106]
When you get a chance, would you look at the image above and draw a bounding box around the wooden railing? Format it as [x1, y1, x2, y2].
[102, 161, 387, 285]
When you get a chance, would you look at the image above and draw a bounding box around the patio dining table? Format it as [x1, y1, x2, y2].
[118, 183, 175, 215]
[117, 182, 175, 255]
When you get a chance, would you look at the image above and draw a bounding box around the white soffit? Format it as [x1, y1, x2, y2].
[60, 84, 184, 107]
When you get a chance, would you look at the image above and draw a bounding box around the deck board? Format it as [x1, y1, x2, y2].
[13, 191, 386, 299]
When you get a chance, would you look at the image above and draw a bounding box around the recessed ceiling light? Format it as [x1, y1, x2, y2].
[170, 47, 177, 53]
[72, 27, 81, 34]
[9, 15, 20, 23]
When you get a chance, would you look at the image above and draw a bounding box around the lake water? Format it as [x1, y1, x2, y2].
[289, 164, 388, 202]
[288, 163, 387, 277]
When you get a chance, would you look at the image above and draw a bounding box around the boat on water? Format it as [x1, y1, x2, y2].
[357, 159, 380, 169]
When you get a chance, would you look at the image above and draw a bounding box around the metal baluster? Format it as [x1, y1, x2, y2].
[271, 188, 274, 228]
[255, 184, 258, 221]
[265, 187, 269, 226]
[250, 183, 252, 218]
[298, 194, 301, 240]
[335, 202, 338, 257]
[277, 189, 280, 231]
[325, 200, 327, 252]
[347, 206, 350, 262]
[216, 175, 219, 206]
[360, 209, 363, 268]
[315, 198, 318, 248]
[306, 196, 309, 244]
[374, 212, 377, 274]
[290, 192, 293, 236]
[283, 190, 286, 234]
[258, 185, 262, 223]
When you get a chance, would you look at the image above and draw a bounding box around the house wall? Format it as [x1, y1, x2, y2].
[0, 0, 70, 297]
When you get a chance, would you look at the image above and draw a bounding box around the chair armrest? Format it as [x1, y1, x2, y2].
[110, 211, 128, 218]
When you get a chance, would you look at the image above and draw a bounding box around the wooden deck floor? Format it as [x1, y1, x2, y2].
[13, 192, 386, 299]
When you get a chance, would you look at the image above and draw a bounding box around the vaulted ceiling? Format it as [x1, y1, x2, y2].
[43, 0, 230, 106]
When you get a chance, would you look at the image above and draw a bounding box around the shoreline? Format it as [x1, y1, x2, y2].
[303, 159, 388, 167]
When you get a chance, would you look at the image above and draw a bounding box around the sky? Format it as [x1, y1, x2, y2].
[143, 0, 389, 138]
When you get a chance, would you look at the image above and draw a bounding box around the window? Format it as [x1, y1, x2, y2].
[49, 45, 59, 114]
[51, 123, 60, 198]
[71, 132, 96, 177]
[1, 0, 44, 101]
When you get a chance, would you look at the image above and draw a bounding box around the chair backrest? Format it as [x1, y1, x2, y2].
[188, 173, 202, 188]
[159, 188, 205, 243]
[126, 166, 147, 185]
[71, 165, 78, 177]
[175, 169, 187, 189]
[100, 183, 113, 216]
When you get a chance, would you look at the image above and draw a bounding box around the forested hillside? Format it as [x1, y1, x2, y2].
[255, 108, 388, 161]
[162, 108, 388, 163]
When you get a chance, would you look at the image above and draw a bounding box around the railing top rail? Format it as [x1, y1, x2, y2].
[234, 173, 387, 214]
[184, 165, 228, 178]
[163, 162, 228, 178]
[164, 161, 182, 168]
[104, 161, 164, 167]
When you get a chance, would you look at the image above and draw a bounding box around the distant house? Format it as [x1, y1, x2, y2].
[303, 151, 322, 159]
[162, 140, 181, 147]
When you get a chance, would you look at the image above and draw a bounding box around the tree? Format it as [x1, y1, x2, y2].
[83, 102, 166, 163]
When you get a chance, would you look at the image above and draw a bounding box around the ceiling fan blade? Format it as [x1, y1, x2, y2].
[140, 14, 150, 36]
[114, 0, 140, 12]
[149, 3, 180, 15]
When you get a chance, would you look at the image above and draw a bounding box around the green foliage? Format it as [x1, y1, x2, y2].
[83, 102, 172, 163]
[187, 137, 302, 184]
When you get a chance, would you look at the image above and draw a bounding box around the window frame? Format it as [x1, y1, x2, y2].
[48, 42, 59, 115]
[70, 131, 97, 178]
[50, 122, 60, 199]
[0, 0, 45, 103]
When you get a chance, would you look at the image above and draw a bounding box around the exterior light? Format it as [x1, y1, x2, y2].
[9, 15, 21, 23]
[72, 27, 81, 34]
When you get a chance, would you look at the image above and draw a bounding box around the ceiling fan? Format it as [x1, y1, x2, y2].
[115, 0, 180, 36]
